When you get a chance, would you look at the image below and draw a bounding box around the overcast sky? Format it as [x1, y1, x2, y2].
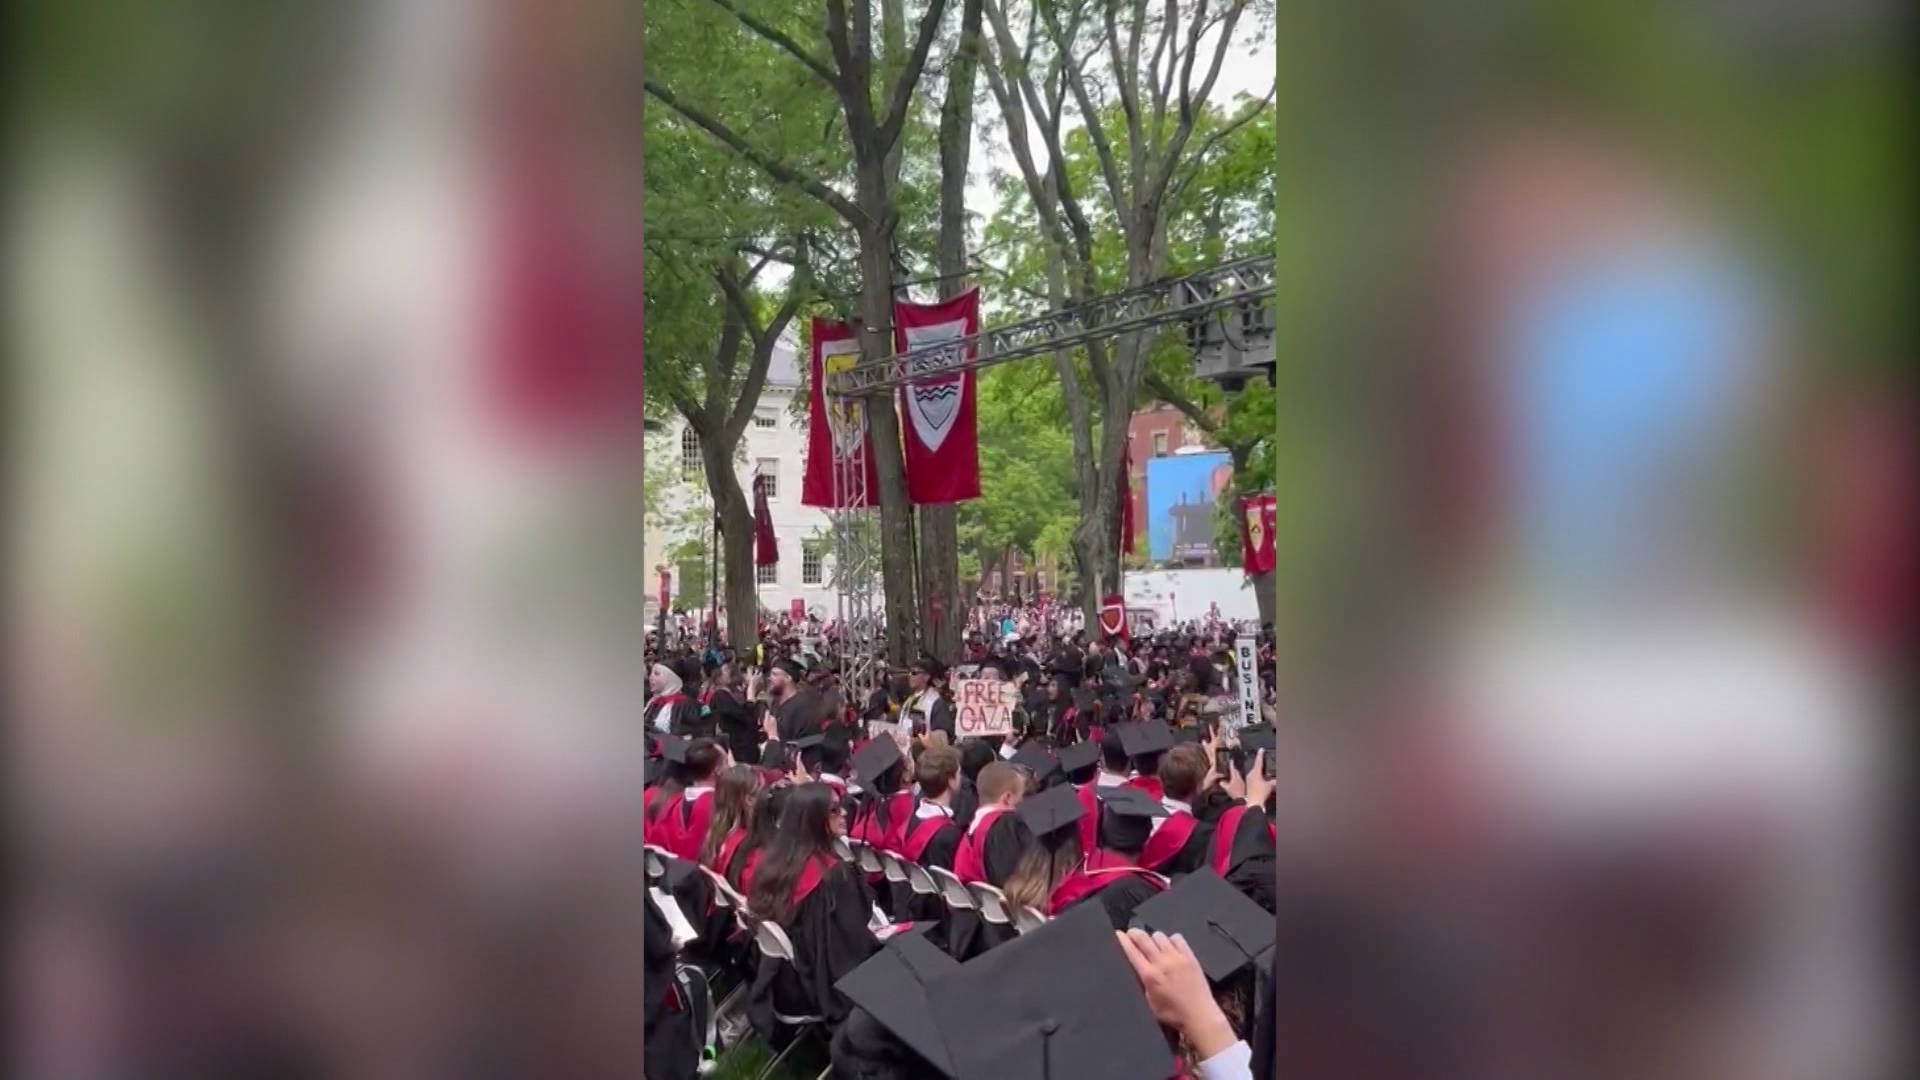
[961, 20, 1276, 268]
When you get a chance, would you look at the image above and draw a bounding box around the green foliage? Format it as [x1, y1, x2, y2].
[954, 363, 1079, 585]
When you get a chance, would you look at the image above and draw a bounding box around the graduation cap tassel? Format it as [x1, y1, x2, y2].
[1039, 1019, 1060, 1080]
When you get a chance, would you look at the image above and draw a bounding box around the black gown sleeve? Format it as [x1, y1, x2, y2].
[980, 814, 1027, 887]
[919, 823, 962, 871]
[1224, 805, 1277, 913]
[1169, 819, 1217, 876]
[789, 862, 880, 1025]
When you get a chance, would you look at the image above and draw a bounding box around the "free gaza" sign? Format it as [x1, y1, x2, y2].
[951, 679, 1018, 738]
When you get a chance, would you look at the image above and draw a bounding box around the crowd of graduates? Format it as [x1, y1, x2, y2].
[642, 626, 1279, 1080]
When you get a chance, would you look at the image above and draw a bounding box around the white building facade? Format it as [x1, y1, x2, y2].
[647, 338, 840, 623]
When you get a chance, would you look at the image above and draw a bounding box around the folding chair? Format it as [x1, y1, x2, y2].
[749, 920, 832, 1080]
[876, 849, 911, 888]
[929, 866, 977, 913]
[847, 837, 886, 875]
[967, 881, 1015, 928]
[643, 845, 669, 880]
[900, 859, 940, 900]
[1013, 905, 1049, 934]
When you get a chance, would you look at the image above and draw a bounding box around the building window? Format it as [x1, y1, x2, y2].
[754, 414, 777, 429]
[1152, 431, 1168, 456]
[802, 541, 825, 585]
[754, 459, 779, 500]
[679, 427, 700, 479]
[757, 560, 778, 586]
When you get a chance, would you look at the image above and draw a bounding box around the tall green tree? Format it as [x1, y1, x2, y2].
[645, 0, 955, 660]
[975, 0, 1274, 624]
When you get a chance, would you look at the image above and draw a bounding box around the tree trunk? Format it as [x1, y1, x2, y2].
[708, 467, 759, 653]
[855, 211, 920, 661]
[918, 0, 983, 664]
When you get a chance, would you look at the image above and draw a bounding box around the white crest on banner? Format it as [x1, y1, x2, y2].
[902, 320, 967, 451]
[820, 338, 866, 451]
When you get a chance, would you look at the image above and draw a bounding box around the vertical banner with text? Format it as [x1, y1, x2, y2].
[1232, 632, 1261, 737]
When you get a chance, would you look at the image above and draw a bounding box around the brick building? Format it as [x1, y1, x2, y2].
[1126, 404, 1217, 552]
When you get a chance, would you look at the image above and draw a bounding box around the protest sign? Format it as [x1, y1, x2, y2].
[868, 719, 911, 755]
[952, 678, 1017, 738]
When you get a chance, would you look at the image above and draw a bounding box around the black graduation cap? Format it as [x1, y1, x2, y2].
[925, 902, 1176, 1080]
[658, 735, 692, 763]
[1116, 720, 1174, 758]
[1128, 869, 1275, 983]
[1009, 744, 1061, 782]
[1170, 725, 1205, 745]
[1056, 742, 1101, 775]
[850, 735, 905, 787]
[788, 733, 827, 751]
[1095, 785, 1169, 820]
[836, 931, 962, 1077]
[1014, 782, 1085, 839]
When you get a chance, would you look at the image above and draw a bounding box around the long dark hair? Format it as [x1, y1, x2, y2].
[746, 783, 838, 924]
[700, 765, 760, 868]
[729, 782, 791, 890]
[646, 766, 686, 826]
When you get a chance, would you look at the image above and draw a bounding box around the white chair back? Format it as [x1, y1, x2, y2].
[754, 919, 798, 962]
[832, 837, 854, 863]
[968, 881, 1013, 924]
[929, 866, 976, 910]
[1013, 905, 1049, 934]
[699, 864, 748, 911]
[852, 840, 885, 875]
[878, 850, 910, 885]
[902, 860, 940, 897]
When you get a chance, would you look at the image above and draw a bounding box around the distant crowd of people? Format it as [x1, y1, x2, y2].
[642, 621, 1280, 1079]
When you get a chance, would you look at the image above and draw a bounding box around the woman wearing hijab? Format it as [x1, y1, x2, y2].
[647, 659, 702, 735]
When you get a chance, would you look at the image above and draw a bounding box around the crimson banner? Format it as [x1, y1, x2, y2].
[753, 482, 780, 567]
[1239, 493, 1278, 576]
[893, 290, 982, 504]
[801, 318, 879, 508]
[1099, 594, 1130, 647]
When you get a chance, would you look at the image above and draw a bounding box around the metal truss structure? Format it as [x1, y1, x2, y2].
[827, 255, 1275, 707]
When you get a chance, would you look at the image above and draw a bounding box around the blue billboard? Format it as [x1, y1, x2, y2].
[1145, 451, 1233, 562]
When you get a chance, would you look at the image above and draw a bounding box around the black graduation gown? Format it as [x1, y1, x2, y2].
[1151, 815, 1217, 877]
[1064, 872, 1165, 930]
[946, 813, 1026, 959]
[979, 812, 1026, 888]
[650, 697, 705, 738]
[917, 822, 962, 871]
[707, 686, 759, 762]
[643, 892, 700, 1080]
[1196, 798, 1277, 913]
[949, 777, 980, 832]
[746, 860, 879, 1037]
[772, 689, 826, 742]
